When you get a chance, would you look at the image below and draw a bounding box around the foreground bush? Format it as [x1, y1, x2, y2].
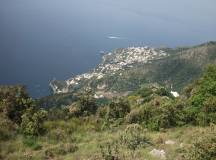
[68, 90, 98, 117]
[0, 85, 32, 124]
[185, 65, 216, 125]
[100, 98, 130, 129]
[99, 142, 120, 160]
[107, 98, 130, 120]
[185, 125, 216, 160]
[0, 113, 17, 141]
[119, 124, 150, 150]
[126, 96, 183, 131]
[125, 108, 143, 124]
[21, 107, 47, 136]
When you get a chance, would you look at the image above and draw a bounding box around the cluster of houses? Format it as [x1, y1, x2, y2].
[51, 47, 169, 94]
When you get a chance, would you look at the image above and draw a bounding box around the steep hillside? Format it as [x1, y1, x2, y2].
[50, 41, 216, 99]
[1, 65, 216, 160]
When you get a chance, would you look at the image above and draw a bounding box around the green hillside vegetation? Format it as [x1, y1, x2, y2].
[0, 65, 216, 160]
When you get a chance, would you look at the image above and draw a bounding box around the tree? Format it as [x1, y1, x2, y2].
[0, 85, 48, 136]
[0, 85, 32, 124]
[75, 89, 98, 116]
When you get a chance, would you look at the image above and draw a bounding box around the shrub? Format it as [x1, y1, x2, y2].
[107, 98, 130, 120]
[127, 96, 182, 131]
[47, 107, 71, 120]
[46, 127, 76, 143]
[185, 65, 216, 125]
[155, 87, 173, 97]
[71, 90, 98, 116]
[44, 119, 78, 135]
[97, 106, 108, 119]
[99, 142, 120, 160]
[21, 107, 47, 136]
[78, 90, 98, 115]
[196, 96, 216, 126]
[132, 84, 173, 103]
[126, 96, 186, 131]
[147, 102, 180, 130]
[47, 128, 68, 142]
[119, 124, 150, 150]
[135, 87, 153, 98]
[101, 99, 130, 129]
[185, 125, 216, 160]
[0, 85, 32, 124]
[22, 136, 42, 150]
[125, 108, 143, 124]
[0, 113, 17, 141]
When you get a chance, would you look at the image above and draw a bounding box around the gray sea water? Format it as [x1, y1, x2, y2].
[0, 0, 216, 97]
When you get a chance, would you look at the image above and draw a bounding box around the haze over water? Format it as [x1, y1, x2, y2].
[0, 0, 216, 97]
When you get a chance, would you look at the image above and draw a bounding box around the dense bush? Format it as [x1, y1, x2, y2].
[98, 99, 130, 129]
[47, 107, 71, 120]
[21, 107, 47, 136]
[107, 98, 130, 120]
[47, 128, 69, 142]
[0, 85, 49, 137]
[99, 142, 120, 160]
[185, 65, 216, 125]
[37, 92, 77, 108]
[97, 106, 109, 118]
[131, 84, 173, 104]
[0, 85, 32, 124]
[126, 96, 184, 131]
[45, 120, 77, 143]
[44, 120, 75, 134]
[69, 90, 98, 116]
[185, 125, 216, 160]
[119, 124, 150, 150]
[125, 65, 216, 130]
[0, 113, 17, 141]
[196, 96, 216, 126]
[125, 108, 143, 124]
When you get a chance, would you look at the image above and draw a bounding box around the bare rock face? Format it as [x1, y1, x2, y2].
[150, 149, 166, 159]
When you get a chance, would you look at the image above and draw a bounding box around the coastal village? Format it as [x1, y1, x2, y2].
[50, 47, 169, 96]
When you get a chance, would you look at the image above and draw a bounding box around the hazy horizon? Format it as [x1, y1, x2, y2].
[1, 0, 216, 97]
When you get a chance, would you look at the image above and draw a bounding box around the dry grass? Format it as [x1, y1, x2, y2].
[0, 124, 212, 160]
